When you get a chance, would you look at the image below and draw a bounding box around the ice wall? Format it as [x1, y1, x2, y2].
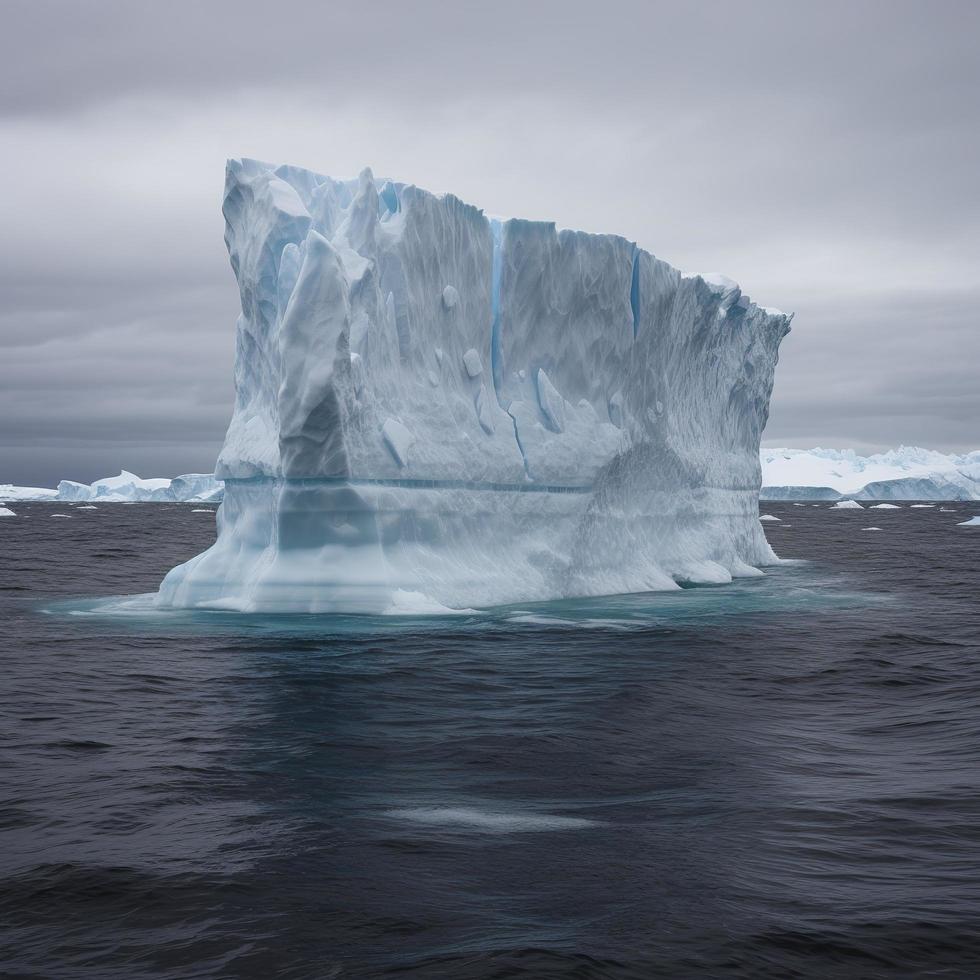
[157, 159, 791, 612]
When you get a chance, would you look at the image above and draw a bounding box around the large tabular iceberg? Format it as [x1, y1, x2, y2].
[157, 159, 791, 613]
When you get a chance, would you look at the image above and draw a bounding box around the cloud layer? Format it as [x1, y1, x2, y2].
[2, 0, 978, 484]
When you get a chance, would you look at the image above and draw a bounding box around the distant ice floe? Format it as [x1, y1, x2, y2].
[831, 500, 863, 509]
[870, 503, 900, 509]
[759, 514, 781, 522]
[957, 516, 980, 526]
[861, 527, 883, 531]
[0, 506, 15, 517]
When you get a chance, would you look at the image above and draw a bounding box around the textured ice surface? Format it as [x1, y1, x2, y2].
[156, 159, 792, 613]
[762, 447, 980, 500]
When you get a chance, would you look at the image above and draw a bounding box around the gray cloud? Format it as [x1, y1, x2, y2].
[1, 0, 978, 484]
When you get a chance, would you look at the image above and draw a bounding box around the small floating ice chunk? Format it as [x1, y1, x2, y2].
[910, 504, 936, 508]
[462, 348, 483, 378]
[191, 509, 213, 513]
[51, 513, 72, 518]
[870, 503, 900, 509]
[0, 506, 15, 517]
[382, 418, 414, 467]
[956, 516, 980, 526]
[759, 514, 780, 522]
[442, 285, 459, 309]
[76, 505, 98, 509]
[831, 500, 863, 509]
[862, 526, 883, 531]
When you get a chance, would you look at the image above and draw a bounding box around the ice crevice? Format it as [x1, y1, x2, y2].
[155, 158, 792, 613]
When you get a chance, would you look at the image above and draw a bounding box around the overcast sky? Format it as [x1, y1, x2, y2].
[2, 0, 978, 485]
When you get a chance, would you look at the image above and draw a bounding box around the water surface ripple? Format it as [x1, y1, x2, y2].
[1, 501, 979, 978]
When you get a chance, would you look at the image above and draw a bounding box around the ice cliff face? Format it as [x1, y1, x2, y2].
[157, 159, 791, 612]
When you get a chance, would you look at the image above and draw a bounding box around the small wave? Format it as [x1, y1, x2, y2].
[385, 806, 597, 832]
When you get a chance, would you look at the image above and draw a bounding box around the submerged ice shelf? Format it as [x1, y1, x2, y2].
[156, 159, 792, 613]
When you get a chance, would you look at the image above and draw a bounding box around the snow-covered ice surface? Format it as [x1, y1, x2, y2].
[0, 485, 57, 502]
[761, 447, 980, 500]
[156, 159, 791, 614]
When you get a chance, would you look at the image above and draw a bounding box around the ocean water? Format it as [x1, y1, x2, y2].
[2, 501, 979, 979]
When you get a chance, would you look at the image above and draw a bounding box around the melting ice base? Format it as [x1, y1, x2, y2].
[67, 561, 877, 640]
[157, 159, 791, 613]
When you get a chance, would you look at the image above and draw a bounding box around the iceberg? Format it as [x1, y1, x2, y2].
[2, 472, 224, 503]
[759, 485, 841, 502]
[0, 484, 58, 502]
[146, 158, 792, 611]
[761, 446, 980, 500]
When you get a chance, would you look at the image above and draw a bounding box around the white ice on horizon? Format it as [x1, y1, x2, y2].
[0, 471, 224, 503]
[153, 158, 791, 614]
[760, 446, 980, 500]
[831, 500, 864, 509]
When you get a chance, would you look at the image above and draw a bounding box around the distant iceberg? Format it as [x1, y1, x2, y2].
[761, 446, 980, 500]
[155, 159, 792, 613]
[0, 471, 223, 503]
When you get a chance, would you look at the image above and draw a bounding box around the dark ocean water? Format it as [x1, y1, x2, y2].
[1, 501, 979, 979]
